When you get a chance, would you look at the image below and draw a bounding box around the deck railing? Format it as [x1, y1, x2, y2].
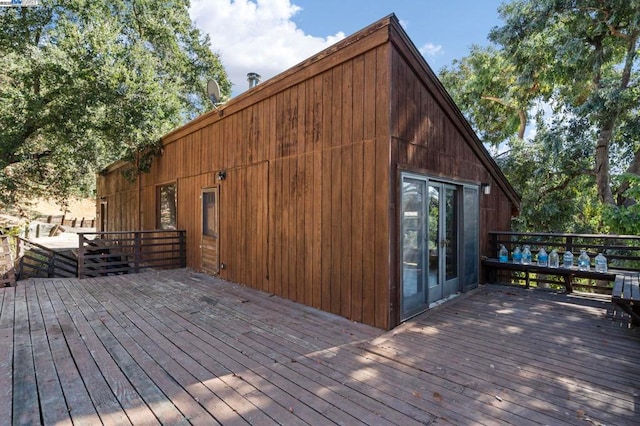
[77, 230, 186, 278]
[487, 231, 640, 292]
[16, 237, 78, 280]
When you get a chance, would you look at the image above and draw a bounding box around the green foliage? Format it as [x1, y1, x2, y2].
[439, 46, 538, 145]
[604, 174, 640, 234]
[0, 0, 230, 206]
[441, 0, 640, 233]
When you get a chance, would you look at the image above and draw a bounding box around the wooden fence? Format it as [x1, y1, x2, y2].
[36, 215, 96, 228]
[77, 230, 186, 278]
[487, 231, 640, 292]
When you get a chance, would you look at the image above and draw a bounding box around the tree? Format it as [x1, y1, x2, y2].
[440, 0, 640, 233]
[439, 46, 533, 147]
[0, 0, 230, 208]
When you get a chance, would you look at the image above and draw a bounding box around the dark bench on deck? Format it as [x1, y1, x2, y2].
[482, 257, 617, 293]
[612, 273, 640, 325]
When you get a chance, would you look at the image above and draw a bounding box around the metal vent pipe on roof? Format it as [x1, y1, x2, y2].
[247, 72, 261, 88]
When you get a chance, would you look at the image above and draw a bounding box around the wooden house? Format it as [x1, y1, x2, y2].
[97, 15, 519, 330]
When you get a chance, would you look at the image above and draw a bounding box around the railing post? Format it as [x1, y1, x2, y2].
[179, 230, 186, 268]
[14, 237, 23, 281]
[566, 236, 573, 255]
[47, 251, 55, 278]
[490, 232, 498, 258]
[134, 232, 141, 273]
[77, 233, 85, 278]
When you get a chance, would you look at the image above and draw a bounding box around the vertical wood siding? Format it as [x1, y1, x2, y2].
[96, 16, 515, 330]
[98, 26, 393, 328]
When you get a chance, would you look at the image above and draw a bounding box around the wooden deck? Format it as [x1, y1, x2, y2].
[1, 270, 639, 425]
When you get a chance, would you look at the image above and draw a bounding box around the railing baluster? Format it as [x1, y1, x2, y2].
[134, 232, 141, 273]
[179, 231, 186, 268]
[78, 233, 85, 279]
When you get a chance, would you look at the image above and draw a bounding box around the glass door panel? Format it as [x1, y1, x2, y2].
[463, 187, 479, 288]
[401, 174, 467, 320]
[427, 184, 442, 303]
[401, 178, 427, 317]
[442, 185, 459, 297]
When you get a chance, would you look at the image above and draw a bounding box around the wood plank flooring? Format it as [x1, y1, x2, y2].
[1, 270, 639, 425]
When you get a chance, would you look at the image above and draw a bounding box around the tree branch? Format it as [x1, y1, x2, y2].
[538, 169, 589, 200]
[481, 95, 527, 139]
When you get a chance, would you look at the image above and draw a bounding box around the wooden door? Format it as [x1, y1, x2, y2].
[201, 187, 219, 274]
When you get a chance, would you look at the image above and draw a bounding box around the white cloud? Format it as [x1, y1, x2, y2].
[419, 42, 443, 57]
[190, 0, 345, 96]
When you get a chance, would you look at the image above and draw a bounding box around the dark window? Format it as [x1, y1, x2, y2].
[157, 183, 177, 230]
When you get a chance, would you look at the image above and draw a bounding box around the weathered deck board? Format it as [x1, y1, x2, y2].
[54, 278, 159, 425]
[12, 284, 40, 426]
[0, 286, 14, 426]
[2, 270, 640, 425]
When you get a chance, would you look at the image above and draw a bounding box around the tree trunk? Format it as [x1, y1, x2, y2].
[594, 124, 615, 205]
[593, 29, 638, 206]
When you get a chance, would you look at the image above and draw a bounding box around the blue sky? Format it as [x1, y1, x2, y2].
[190, 0, 505, 96]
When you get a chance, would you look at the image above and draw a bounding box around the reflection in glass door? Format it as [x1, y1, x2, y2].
[426, 184, 441, 303]
[401, 178, 427, 317]
[401, 174, 465, 320]
[426, 183, 459, 303]
[442, 185, 459, 297]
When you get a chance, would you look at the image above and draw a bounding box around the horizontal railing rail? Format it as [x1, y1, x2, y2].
[77, 230, 186, 279]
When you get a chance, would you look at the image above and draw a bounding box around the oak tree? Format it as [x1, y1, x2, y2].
[0, 0, 230, 208]
[441, 0, 640, 233]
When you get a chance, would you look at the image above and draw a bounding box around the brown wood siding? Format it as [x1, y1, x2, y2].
[262, 42, 391, 327]
[97, 28, 393, 328]
[96, 16, 514, 330]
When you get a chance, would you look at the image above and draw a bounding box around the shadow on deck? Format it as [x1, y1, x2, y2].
[1, 270, 639, 425]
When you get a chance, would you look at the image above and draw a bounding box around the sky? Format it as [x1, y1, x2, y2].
[189, 0, 506, 97]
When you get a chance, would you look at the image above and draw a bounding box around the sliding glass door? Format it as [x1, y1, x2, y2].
[401, 174, 478, 320]
[401, 178, 428, 316]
